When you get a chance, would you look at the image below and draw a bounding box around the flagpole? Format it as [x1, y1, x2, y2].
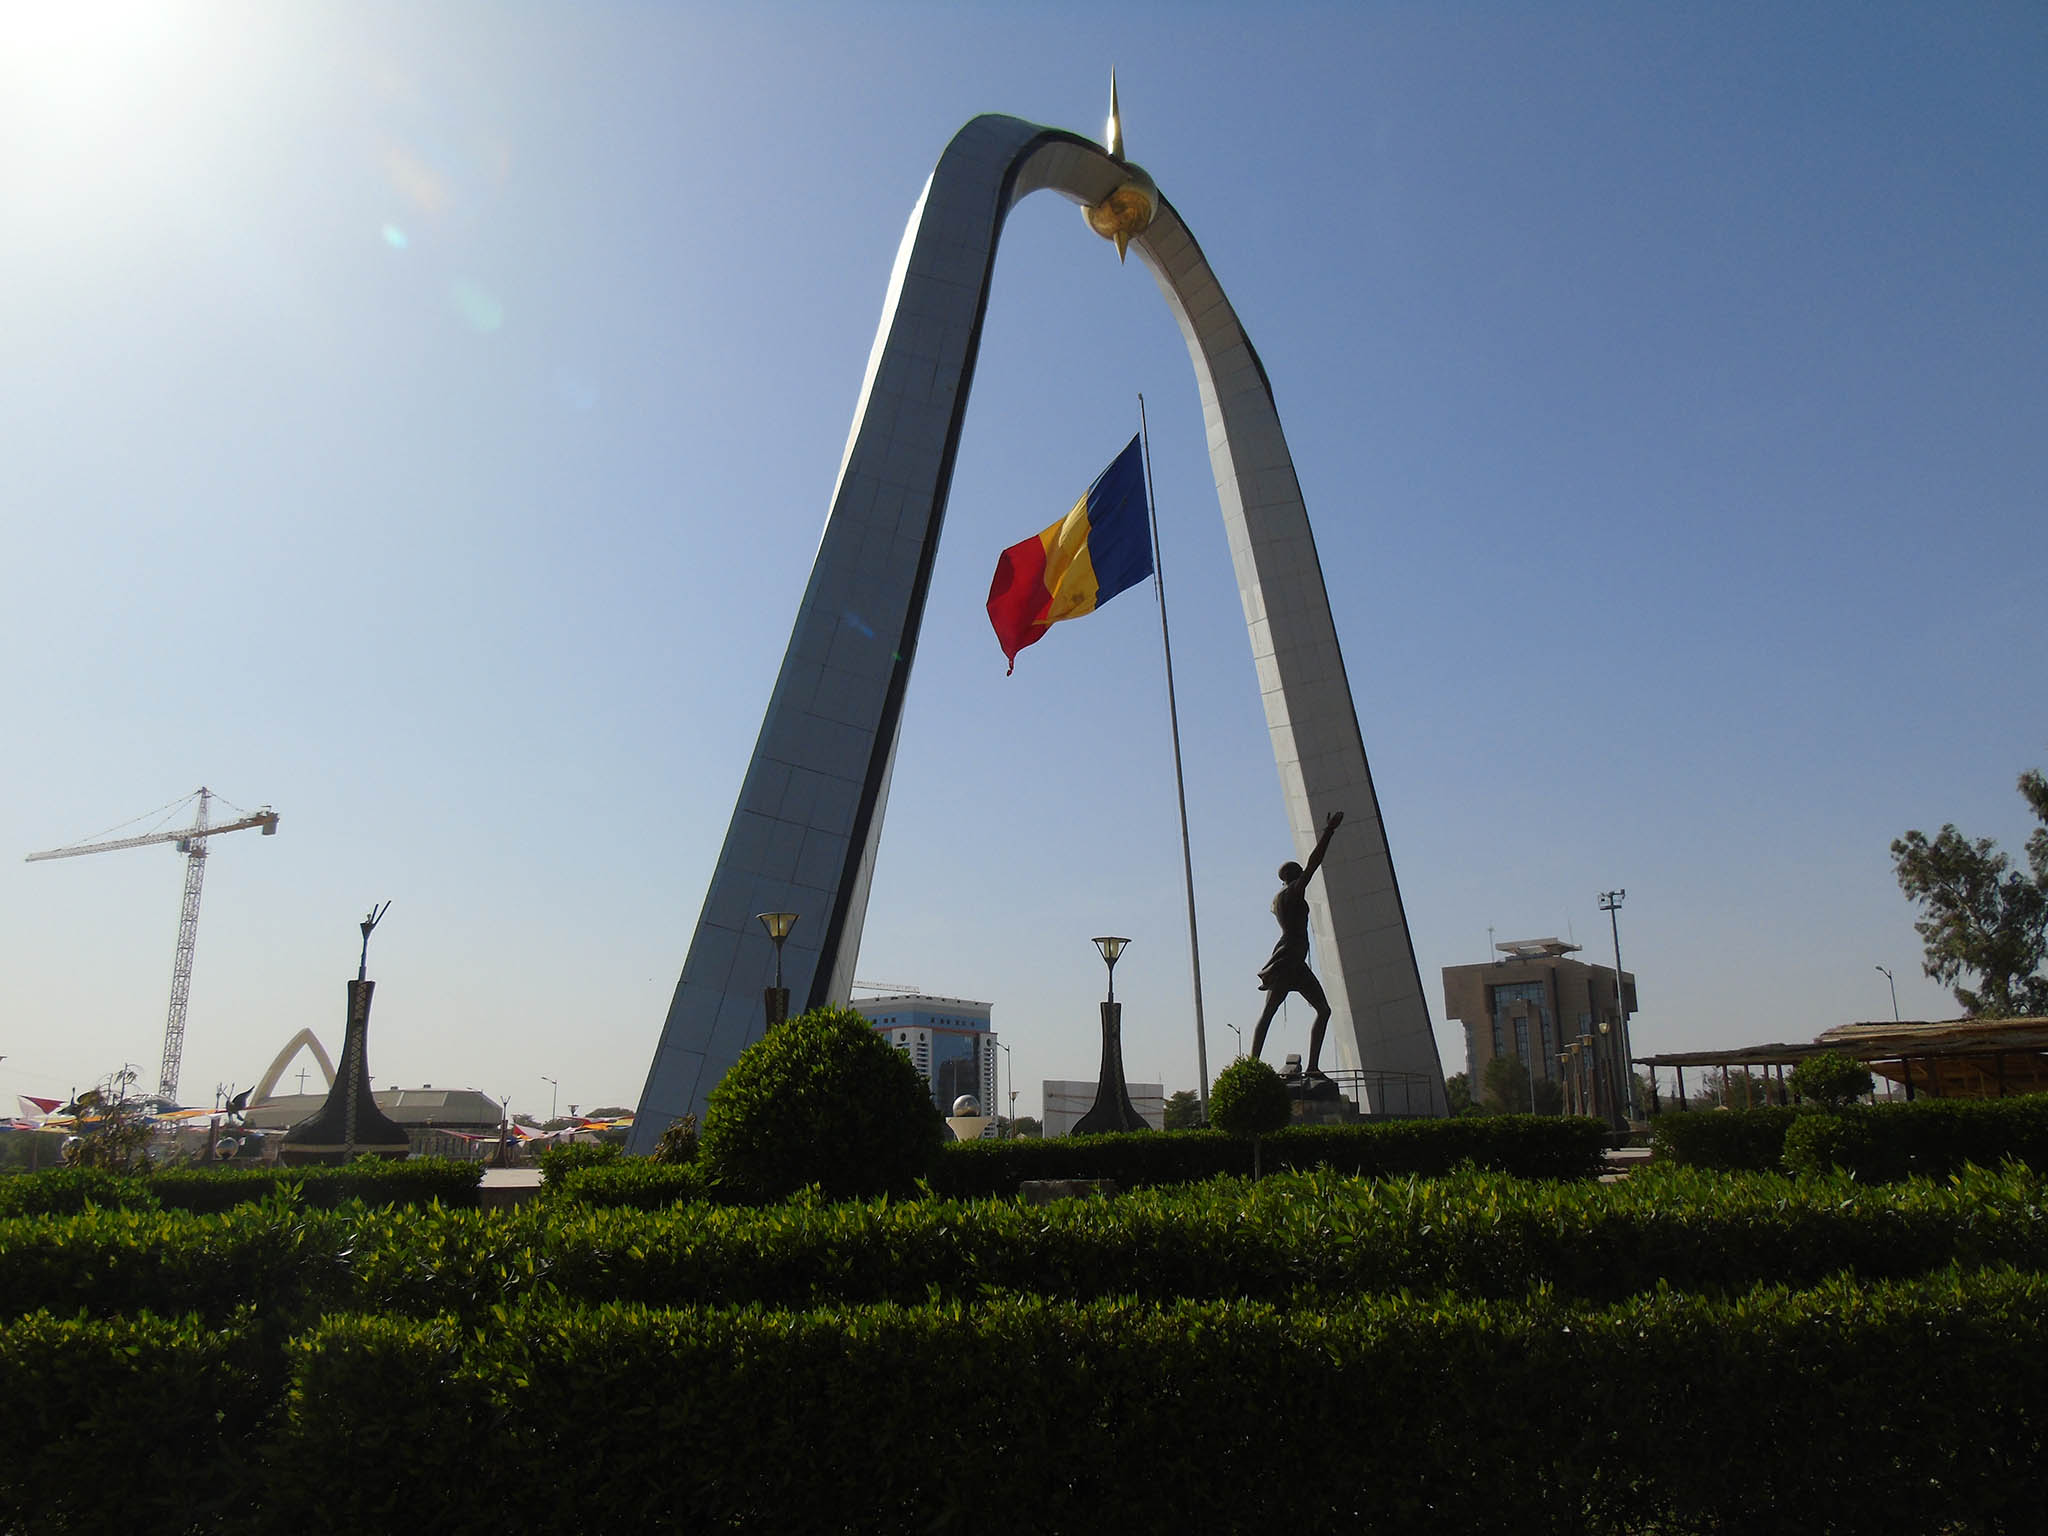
[1138, 394, 1213, 1116]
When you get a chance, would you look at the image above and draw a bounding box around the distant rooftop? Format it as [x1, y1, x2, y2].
[849, 993, 991, 1010]
[1495, 938, 1582, 959]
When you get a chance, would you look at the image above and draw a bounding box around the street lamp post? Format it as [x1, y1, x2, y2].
[757, 912, 799, 1029]
[1598, 890, 1634, 1127]
[1875, 964, 1900, 1023]
[998, 1041, 1015, 1137]
[1075, 937, 1147, 1135]
[542, 1075, 558, 1124]
[1224, 1020, 1243, 1058]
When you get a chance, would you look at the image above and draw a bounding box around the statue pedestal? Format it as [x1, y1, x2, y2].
[278, 981, 410, 1166]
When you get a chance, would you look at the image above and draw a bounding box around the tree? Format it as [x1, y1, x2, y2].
[1444, 1073, 1474, 1115]
[1787, 1051, 1873, 1109]
[1209, 1058, 1290, 1177]
[1481, 1056, 1534, 1114]
[1162, 1090, 1203, 1130]
[1001, 1115, 1041, 1139]
[60, 1067, 152, 1172]
[1891, 769, 2048, 1017]
[1478, 1057, 1564, 1116]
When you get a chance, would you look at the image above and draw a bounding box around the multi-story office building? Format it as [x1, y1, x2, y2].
[1441, 939, 1637, 1107]
[848, 993, 999, 1131]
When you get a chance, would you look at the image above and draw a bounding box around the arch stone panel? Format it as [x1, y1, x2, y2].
[630, 115, 1446, 1149]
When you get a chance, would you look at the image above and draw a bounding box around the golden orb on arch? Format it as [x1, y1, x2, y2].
[1085, 162, 1158, 262]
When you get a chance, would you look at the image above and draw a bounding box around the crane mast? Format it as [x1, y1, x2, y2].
[26, 786, 279, 1103]
[160, 789, 211, 1100]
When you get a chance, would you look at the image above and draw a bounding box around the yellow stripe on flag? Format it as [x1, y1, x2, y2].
[1038, 492, 1102, 626]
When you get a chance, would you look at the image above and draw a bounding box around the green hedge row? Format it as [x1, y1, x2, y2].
[0, 1309, 278, 1531]
[0, 1157, 483, 1217]
[1786, 1095, 2048, 1180]
[9, 1165, 2048, 1323]
[1650, 1095, 2048, 1178]
[8, 1268, 2043, 1533]
[550, 1159, 709, 1209]
[1648, 1105, 1801, 1169]
[929, 1114, 1610, 1194]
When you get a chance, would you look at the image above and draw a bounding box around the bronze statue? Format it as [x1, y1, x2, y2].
[1250, 810, 1343, 1076]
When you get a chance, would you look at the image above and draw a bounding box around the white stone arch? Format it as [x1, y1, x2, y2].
[252, 1027, 336, 1104]
[630, 115, 1446, 1148]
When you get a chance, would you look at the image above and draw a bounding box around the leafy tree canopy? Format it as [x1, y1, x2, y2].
[1162, 1090, 1203, 1130]
[1787, 1051, 1874, 1109]
[1891, 770, 2048, 1017]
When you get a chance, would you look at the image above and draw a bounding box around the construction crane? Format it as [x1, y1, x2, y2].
[27, 787, 279, 1103]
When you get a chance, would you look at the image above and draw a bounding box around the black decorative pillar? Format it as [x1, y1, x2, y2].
[281, 903, 409, 1166]
[1075, 936, 1148, 1135]
[278, 979, 410, 1165]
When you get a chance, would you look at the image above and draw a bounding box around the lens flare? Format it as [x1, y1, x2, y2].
[451, 280, 503, 334]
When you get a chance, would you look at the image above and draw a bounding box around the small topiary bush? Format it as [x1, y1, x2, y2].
[1208, 1058, 1291, 1139]
[1787, 1051, 1874, 1108]
[700, 1005, 944, 1203]
[537, 1141, 623, 1187]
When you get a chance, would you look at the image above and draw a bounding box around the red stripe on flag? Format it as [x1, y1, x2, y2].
[985, 531, 1053, 675]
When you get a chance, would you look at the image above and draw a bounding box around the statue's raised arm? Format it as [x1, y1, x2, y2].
[1300, 810, 1344, 884]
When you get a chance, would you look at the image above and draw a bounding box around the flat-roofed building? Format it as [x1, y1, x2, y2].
[848, 994, 999, 1132]
[1442, 939, 1637, 1113]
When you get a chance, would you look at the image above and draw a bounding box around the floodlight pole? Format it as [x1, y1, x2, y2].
[1598, 890, 1633, 1125]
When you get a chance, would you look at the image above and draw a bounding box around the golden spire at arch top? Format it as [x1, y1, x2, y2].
[1086, 68, 1156, 263]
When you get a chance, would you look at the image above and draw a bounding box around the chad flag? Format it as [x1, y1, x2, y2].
[985, 435, 1154, 673]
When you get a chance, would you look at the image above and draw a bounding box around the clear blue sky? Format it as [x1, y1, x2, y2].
[4, 2, 2042, 1120]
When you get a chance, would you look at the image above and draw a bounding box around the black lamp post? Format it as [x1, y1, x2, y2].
[1075, 936, 1147, 1135]
[1875, 964, 1900, 1023]
[758, 911, 798, 1028]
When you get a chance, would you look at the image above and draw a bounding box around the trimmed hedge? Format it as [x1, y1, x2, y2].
[549, 1160, 710, 1210]
[0, 1166, 158, 1216]
[929, 1114, 1609, 1195]
[1653, 1095, 2048, 1178]
[13, 1164, 2048, 1323]
[266, 1270, 2048, 1532]
[1784, 1094, 2048, 1181]
[0, 1310, 275, 1531]
[1648, 1105, 1800, 1169]
[149, 1157, 484, 1211]
[0, 1157, 483, 1217]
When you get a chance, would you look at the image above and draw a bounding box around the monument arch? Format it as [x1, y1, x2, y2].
[630, 114, 1447, 1147]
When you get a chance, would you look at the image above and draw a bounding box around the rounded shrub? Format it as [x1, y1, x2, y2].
[701, 1005, 944, 1202]
[1208, 1058, 1291, 1139]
